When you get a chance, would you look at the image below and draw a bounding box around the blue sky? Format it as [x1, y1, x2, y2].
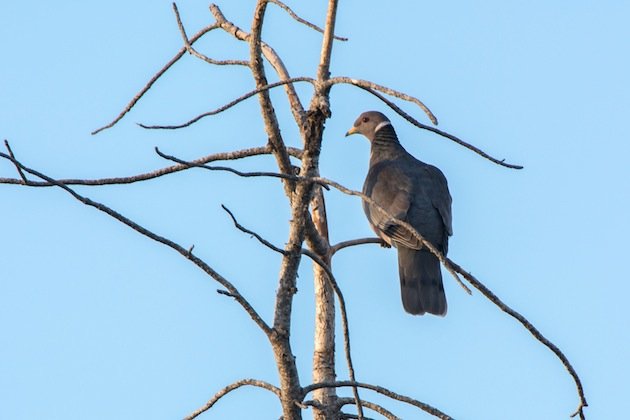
[1, 1, 629, 419]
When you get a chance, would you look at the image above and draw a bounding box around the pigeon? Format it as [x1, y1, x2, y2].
[346, 111, 452, 316]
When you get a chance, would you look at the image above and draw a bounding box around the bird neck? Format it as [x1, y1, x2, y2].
[370, 125, 405, 163]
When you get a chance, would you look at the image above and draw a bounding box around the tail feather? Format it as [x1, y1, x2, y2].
[397, 248, 447, 316]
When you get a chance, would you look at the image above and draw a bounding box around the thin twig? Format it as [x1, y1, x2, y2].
[184, 378, 281, 420]
[172, 3, 248, 66]
[361, 86, 524, 170]
[303, 381, 453, 420]
[222, 205, 285, 255]
[139, 77, 314, 130]
[155, 148, 328, 189]
[92, 23, 219, 135]
[327, 76, 438, 125]
[268, 0, 348, 41]
[0, 148, 272, 337]
[3, 140, 27, 183]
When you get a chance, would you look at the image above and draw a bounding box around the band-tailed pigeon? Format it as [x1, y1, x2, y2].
[346, 111, 452, 316]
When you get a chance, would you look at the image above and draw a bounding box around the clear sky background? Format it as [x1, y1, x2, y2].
[1, 1, 629, 419]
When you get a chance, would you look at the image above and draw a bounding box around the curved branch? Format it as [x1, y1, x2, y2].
[303, 381, 453, 420]
[268, 0, 348, 41]
[92, 23, 219, 135]
[0, 148, 272, 337]
[184, 378, 281, 420]
[139, 77, 314, 130]
[329, 235, 588, 418]
[331, 237, 384, 255]
[172, 3, 248, 67]
[359, 86, 523, 170]
[155, 148, 327, 189]
[328, 76, 438, 125]
[445, 257, 588, 419]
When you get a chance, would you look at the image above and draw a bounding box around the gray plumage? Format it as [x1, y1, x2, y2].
[346, 111, 452, 316]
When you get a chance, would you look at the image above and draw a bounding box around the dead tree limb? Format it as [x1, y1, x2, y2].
[0, 146, 303, 187]
[91, 22, 220, 135]
[185, 378, 281, 420]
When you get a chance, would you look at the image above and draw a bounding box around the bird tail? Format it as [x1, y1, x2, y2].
[397, 248, 447, 316]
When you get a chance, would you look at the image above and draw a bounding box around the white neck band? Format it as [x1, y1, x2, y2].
[374, 121, 392, 133]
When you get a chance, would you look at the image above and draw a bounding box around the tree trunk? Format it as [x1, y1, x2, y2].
[311, 189, 337, 419]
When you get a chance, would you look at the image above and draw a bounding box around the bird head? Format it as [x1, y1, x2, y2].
[345, 111, 392, 141]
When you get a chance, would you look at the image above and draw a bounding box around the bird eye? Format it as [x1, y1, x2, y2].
[362, 117, 369, 123]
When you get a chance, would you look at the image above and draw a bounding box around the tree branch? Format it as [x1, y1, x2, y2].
[303, 381, 453, 420]
[0, 146, 272, 337]
[138, 77, 314, 130]
[445, 257, 588, 419]
[330, 237, 384, 255]
[327, 76, 438, 125]
[268, 0, 348, 41]
[154, 148, 327, 188]
[357, 85, 524, 170]
[92, 22, 219, 135]
[222, 205, 286, 255]
[316, 0, 340, 83]
[0, 146, 303, 187]
[184, 378, 281, 420]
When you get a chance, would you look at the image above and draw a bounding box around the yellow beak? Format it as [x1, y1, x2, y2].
[345, 126, 359, 137]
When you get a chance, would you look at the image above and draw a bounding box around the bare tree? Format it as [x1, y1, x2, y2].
[1, 2, 587, 419]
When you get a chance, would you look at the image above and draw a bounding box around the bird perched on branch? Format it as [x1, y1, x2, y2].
[346, 111, 452, 316]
